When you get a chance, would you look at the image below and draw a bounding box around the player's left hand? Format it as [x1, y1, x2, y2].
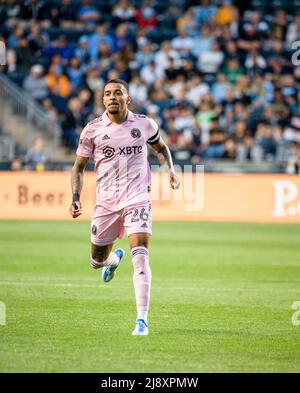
[169, 171, 181, 190]
[69, 201, 82, 218]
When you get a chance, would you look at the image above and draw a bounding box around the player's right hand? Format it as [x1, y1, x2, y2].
[69, 201, 82, 218]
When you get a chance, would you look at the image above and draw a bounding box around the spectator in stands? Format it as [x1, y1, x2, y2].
[262, 73, 274, 103]
[78, 0, 101, 27]
[77, 88, 93, 120]
[222, 57, 245, 84]
[135, 0, 157, 30]
[114, 42, 135, 71]
[114, 23, 132, 53]
[164, 57, 181, 81]
[214, 0, 237, 26]
[129, 74, 148, 106]
[43, 35, 75, 66]
[192, 24, 215, 58]
[186, 75, 210, 107]
[85, 66, 104, 92]
[171, 26, 194, 55]
[45, 63, 72, 99]
[88, 24, 115, 63]
[92, 89, 105, 115]
[10, 157, 23, 171]
[134, 42, 156, 70]
[233, 100, 250, 124]
[140, 60, 164, 86]
[25, 136, 49, 171]
[245, 50, 267, 77]
[272, 10, 288, 42]
[249, 75, 270, 104]
[66, 56, 84, 92]
[149, 81, 170, 111]
[193, 0, 217, 27]
[233, 120, 247, 142]
[160, 4, 182, 32]
[61, 97, 85, 151]
[285, 142, 300, 174]
[51, 53, 64, 73]
[201, 117, 226, 159]
[223, 138, 237, 159]
[112, 58, 131, 82]
[286, 15, 300, 46]
[7, 36, 33, 84]
[27, 22, 49, 58]
[57, 0, 77, 28]
[0, 0, 22, 24]
[41, 98, 59, 122]
[112, 0, 136, 26]
[229, 13, 240, 39]
[147, 104, 163, 128]
[174, 105, 197, 133]
[237, 134, 255, 162]
[23, 64, 48, 102]
[223, 39, 241, 63]
[7, 25, 25, 50]
[256, 123, 277, 161]
[197, 40, 224, 76]
[237, 13, 263, 61]
[196, 100, 216, 146]
[75, 35, 91, 65]
[21, 0, 47, 21]
[154, 41, 180, 72]
[177, 8, 198, 37]
[211, 73, 232, 104]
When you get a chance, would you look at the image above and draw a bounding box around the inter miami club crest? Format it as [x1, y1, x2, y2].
[131, 128, 141, 138]
[92, 225, 97, 235]
[103, 146, 115, 158]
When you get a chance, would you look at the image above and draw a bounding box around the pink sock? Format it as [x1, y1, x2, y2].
[131, 246, 151, 311]
[90, 252, 118, 269]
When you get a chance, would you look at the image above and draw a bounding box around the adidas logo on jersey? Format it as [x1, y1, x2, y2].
[102, 134, 110, 140]
[141, 222, 148, 228]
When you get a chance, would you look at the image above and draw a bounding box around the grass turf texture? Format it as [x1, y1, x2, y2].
[0, 220, 300, 373]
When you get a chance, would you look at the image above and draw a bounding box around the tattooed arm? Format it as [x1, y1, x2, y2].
[150, 137, 181, 190]
[69, 155, 89, 218]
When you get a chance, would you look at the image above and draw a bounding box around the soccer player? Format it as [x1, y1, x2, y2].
[69, 79, 180, 335]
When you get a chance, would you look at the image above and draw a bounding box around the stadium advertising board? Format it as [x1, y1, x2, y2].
[0, 172, 300, 223]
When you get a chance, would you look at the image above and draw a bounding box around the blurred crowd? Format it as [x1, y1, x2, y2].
[0, 0, 300, 172]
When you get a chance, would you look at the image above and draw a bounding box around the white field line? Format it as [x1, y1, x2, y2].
[0, 280, 299, 293]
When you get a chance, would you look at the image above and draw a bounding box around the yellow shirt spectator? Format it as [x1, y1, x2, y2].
[45, 64, 72, 98]
[215, 2, 236, 25]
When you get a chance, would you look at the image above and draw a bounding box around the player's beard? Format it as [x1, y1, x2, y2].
[107, 104, 120, 114]
[108, 108, 119, 114]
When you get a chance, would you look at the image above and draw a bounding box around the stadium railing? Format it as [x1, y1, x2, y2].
[0, 74, 61, 159]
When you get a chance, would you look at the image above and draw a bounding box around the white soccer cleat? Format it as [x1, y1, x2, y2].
[132, 319, 148, 336]
[102, 248, 125, 283]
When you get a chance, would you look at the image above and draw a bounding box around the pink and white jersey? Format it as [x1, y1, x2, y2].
[76, 110, 160, 211]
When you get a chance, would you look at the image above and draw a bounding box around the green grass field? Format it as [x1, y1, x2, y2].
[0, 220, 300, 373]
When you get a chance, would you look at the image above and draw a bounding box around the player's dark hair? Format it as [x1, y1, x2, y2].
[105, 79, 129, 93]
